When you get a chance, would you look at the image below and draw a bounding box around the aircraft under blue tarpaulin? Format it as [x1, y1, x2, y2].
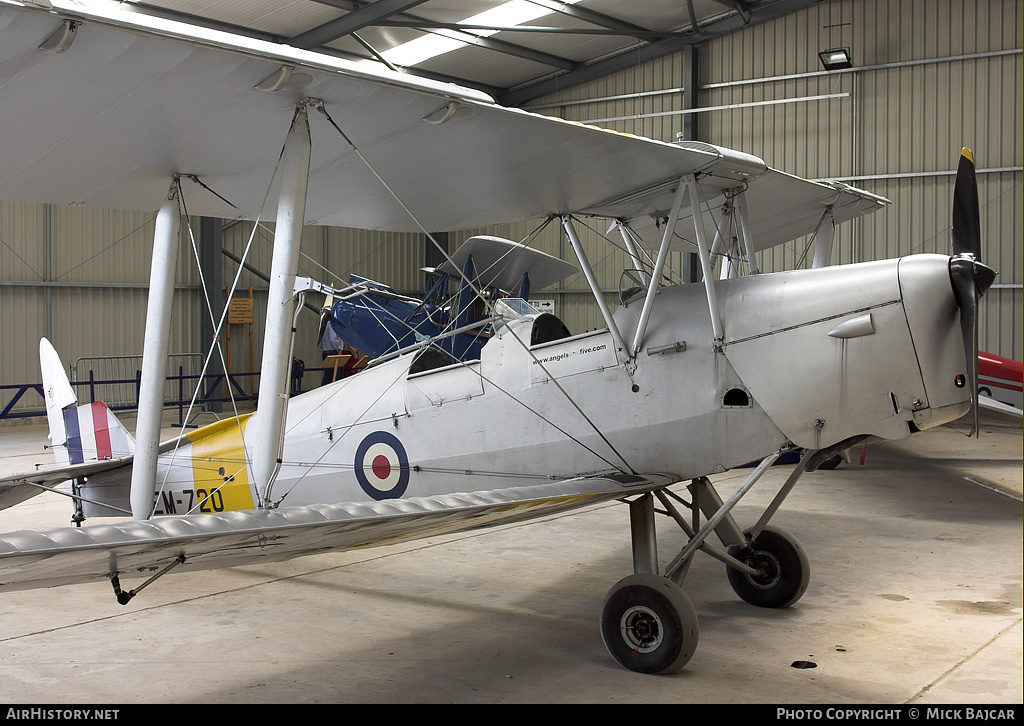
[323, 235, 577, 362]
[0, 0, 998, 673]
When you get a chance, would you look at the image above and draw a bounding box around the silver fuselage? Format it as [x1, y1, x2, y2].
[112, 253, 968, 515]
[239, 254, 969, 507]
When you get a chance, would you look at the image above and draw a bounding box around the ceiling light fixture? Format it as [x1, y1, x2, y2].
[380, 0, 584, 68]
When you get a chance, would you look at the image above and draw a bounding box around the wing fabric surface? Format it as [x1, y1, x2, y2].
[0, 458, 133, 512]
[436, 236, 578, 291]
[0, 1, 885, 245]
[0, 474, 676, 593]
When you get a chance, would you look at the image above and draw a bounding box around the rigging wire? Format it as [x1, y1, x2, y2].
[135, 96, 641, 508]
[311, 99, 637, 475]
[147, 107, 299, 514]
[192, 173, 410, 294]
[277, 307, 629, 500]
[266, 356, 408, 506]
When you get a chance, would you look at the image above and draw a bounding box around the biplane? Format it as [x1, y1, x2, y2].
[322, 235, 577, 362]
[0, 0, 997, 674]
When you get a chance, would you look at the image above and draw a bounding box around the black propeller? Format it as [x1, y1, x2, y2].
[948, 148, 996, 435]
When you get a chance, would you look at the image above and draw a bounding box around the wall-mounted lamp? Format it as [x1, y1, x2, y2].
[818, 48, 853, 71]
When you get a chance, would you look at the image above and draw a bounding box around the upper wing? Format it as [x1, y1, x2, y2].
[590, 153, 890, 253]
[436, 236, 578, 292]
[0, 2, 885, 242]
[0, 472, 677, 593]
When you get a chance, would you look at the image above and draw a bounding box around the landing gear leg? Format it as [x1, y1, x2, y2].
[600, 450, 816, 673]
[666, 451, 813, 610]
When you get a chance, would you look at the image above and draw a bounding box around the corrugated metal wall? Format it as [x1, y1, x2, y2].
[2, 0, 1020, 417]
[0, 202, 204, 414]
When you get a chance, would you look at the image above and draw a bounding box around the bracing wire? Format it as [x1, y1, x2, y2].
[311, 99, 638, 475]
[149, 108, 300, 513]
[153, 98, 641, 506]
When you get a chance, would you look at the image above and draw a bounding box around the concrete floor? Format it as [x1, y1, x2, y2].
[0, 413, 1020, 704]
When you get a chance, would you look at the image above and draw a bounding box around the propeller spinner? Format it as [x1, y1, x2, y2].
[948, 148, 997, 435]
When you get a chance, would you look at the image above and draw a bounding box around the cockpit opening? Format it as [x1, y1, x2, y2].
[531, 313, 572, 346]
[409, 346, 455, 375]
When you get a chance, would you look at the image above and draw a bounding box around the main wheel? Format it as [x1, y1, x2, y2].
[600, 573, 699, 674]
[726, 525, 810, 608]
[817, 453, 843, 470]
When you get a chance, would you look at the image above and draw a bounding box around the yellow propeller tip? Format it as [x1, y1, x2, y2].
[961, 147, 974, 163]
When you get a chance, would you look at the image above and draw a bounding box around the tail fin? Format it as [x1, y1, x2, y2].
[39, 338, 135, 466]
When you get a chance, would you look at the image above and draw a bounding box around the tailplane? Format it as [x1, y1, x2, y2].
[39, 338, 135, 466]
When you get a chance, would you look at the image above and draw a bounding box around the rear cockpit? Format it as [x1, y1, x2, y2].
[408, 297, 573, 375]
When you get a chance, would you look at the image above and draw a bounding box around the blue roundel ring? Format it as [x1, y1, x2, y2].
[354, 431, 410, 500]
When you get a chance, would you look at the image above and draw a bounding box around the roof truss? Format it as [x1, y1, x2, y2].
[76, 1, 822, 105]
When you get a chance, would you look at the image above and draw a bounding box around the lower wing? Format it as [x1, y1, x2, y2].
[0, 473, 677, 595]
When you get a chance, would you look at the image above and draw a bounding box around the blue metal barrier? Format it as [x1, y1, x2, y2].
[0, 366, 337, 423]
[0, 370, 261, 422]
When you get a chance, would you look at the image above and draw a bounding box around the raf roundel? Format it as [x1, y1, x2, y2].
[354, 431, 410, 500]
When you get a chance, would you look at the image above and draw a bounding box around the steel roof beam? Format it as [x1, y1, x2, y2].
[524, 0, 661, 40]
[710, 0, 754, 24]
[305, 0, 578, 70]
[499, 0, 818, 107]
[377, 20, 687, 39]
[290, 0, 433, 49]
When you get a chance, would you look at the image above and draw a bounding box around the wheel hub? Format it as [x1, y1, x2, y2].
[745, 548, 783, 590]
[620, 605, 663, 653]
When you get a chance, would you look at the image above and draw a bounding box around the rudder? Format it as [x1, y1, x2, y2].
[39, 338, 135, 466]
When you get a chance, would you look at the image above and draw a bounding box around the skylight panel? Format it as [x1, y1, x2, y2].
[380, 0, 582, 68]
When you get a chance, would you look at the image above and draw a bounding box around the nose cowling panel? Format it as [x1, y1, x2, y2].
[720, 258, 966, 450]
[898, 255, 973, 429]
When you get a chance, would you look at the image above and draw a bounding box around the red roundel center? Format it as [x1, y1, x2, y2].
[371, 454, 392, 480]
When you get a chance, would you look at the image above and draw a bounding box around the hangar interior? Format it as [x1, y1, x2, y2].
[0, 0, 1021, 705]
[0, 0, 1020, 412]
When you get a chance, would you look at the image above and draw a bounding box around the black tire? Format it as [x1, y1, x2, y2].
[726, 525, 810, 608]
[600, 573, 699, 674]
[817, 453, 843, 470]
